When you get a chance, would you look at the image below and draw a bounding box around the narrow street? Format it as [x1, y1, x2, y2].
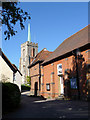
[3, 91, 89, 119]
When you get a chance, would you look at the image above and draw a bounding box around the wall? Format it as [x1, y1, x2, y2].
[30, 63, 40, 95]
[42, 63, 55, 98]
[0, 56, 22, 91]
[14, 71, 22, 91]
[0, 56, 13, 83]
[20, 41, 38, 84]
[42, 49, 89, 99]
[30, 64, 39, 77]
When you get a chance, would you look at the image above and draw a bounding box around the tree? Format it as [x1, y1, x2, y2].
[1, 2, 31, 40]
[26, 76, 31, 85]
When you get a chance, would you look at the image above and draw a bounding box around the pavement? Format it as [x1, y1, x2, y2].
[2, 91, 89, 119]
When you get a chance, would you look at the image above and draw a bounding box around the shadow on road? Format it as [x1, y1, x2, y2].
[2, 92, 89, 119]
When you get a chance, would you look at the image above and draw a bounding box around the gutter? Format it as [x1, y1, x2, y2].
[42, 43, 90, 66]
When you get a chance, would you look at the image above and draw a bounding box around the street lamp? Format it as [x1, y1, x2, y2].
[72, 49, 81, 100]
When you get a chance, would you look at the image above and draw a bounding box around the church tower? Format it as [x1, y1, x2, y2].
[19, 23, 38, 84]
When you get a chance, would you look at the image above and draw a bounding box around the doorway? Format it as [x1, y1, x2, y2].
[34, 82, 38, 96]
[59, 76, 64, 95]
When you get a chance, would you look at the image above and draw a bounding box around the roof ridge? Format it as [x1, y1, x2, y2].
[36, 48, 48, 58]
[42, 25, 89, 65]
[35, 48, 45, 58]
[59, 25, 88, 48]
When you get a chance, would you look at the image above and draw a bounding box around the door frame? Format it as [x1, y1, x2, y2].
[34, 82, 38, 96]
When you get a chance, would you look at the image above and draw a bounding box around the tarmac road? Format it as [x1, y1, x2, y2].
[2, 91, 89, 119]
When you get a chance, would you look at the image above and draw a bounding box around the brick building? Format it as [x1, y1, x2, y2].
[28, 48, 52, 96]
[28, 25, 90, 100]
[41, 25, 90, 100]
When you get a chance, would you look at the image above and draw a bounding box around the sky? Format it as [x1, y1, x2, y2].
[2, 2, 88, 68]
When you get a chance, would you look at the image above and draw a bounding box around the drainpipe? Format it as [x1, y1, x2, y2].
[39, 63, 41, 95]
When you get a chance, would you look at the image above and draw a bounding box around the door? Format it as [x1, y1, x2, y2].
[34, 82, 38, 96]
[60, 76, 64, 94]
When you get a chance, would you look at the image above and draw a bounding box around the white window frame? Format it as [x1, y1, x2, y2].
[46, 83, 50, 91]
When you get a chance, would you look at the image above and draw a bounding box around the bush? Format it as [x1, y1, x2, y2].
[2, 82, 21, 113]
[21, 84, 30, 91]
[26, 76, 31, 85]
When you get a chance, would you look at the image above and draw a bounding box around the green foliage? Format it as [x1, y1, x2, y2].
[2, 2, 31, 40]
[26, 76, 31, 85]
[2, 82, 21, 113]
[21, 84, 30, 91]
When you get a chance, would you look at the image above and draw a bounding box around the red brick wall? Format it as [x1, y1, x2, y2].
[42, 64, 54, 98]
[30, 63, 40, 95]
[30, 64, 39, 76]
[42, 49, 89, 99]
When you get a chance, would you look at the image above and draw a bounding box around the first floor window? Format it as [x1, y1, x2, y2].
[46, 83, 50, 91]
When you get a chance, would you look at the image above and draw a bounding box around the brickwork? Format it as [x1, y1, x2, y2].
[42, 49, 89, 99]
[30, 63, 40, 95]
[29, 49, 52, 96]
[29, 25, 90, 99]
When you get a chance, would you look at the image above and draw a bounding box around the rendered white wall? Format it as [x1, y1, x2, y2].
[14, 71, 22, 91]
[0, 56, 13, 83]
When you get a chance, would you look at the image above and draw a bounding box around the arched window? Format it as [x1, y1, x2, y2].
[23, 49, 25, 57]
[33, 48, 35, 57]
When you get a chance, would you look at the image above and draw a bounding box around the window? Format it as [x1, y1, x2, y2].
[57, 64, 62, 75]
[65, 58, 68, 61]
[23, 49, 25, 57]
[23, 58, 25, 62]
[33, 48, 35, 57]
[46, 83, 50, 91]
[86, 50, 90, 53]
[58, 64, 62, 69]
[23, 65, 26, 74]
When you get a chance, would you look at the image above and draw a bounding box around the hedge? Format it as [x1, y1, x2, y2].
[2, 82, 21, 113]
[21, 84, 30, 91]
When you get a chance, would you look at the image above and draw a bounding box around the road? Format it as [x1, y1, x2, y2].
[2, 91, 89, 119]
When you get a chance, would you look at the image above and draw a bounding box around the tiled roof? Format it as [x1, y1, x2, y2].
[42, 25, 90, 65]
[28, 48, 52, 68]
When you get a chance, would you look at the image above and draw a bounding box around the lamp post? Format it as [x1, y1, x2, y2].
[72, 49, 81, 100]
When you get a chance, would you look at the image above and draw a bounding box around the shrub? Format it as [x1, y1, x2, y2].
[26, 76, 31, 85]
[2, 82, 21, 113]
[21, 84, 30, 91]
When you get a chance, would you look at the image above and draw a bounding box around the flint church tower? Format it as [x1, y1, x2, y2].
[19, 23, 38, 84]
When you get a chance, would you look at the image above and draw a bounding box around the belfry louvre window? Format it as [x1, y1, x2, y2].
[46, 83, 50, 91]
[33, 48, 35, 57]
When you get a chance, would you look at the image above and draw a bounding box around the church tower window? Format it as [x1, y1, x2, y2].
[33, 48, 35, 57]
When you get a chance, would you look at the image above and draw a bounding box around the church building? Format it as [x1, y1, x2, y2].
[19, 23, 38, 84]
[28, 25, 90, 100]
[28, 48, 52, 96]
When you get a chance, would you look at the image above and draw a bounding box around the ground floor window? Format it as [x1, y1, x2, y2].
[46, 83, 50, 91]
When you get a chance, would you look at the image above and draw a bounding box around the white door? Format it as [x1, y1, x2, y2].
[60, 76, 64, 94]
